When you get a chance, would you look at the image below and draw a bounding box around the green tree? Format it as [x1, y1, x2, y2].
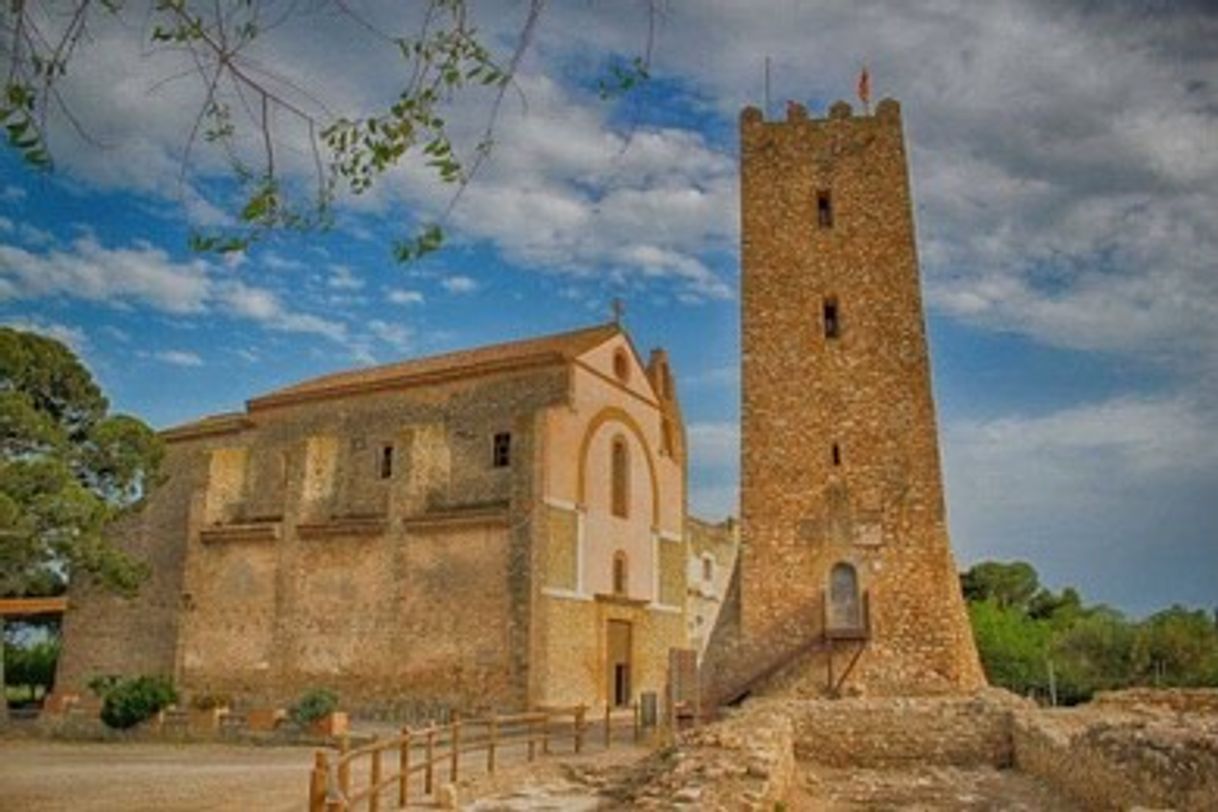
[1050, 608, 1137, 703]
[961, 561, 1041, 611]
[1132, 606, 1218, 688]
[968, 598, 1052, 696]
[0, 328, 162, 723]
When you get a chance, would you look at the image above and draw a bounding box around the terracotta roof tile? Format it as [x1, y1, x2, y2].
[247, 321, 619, 410]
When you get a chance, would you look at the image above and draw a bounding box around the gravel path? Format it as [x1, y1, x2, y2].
[0, 740, 316, 811]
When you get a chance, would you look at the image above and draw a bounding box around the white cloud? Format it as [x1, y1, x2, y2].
[327, 265, 365, 291]
[2, 317, 88, 353]
[0, 185, 26, 202]
[942, 393, 1218, 611]
[0, 234, 346, 342]
[387, 288, 425, 305]
[154, 349, 204, 367]
[946, 395, 1218, 514]
[368, 319, 413, 353]
[441, 275, 479, 294]
[687, 421, 739, 471]
[261, 251, 307, 272]
[0, 217, 53, 246]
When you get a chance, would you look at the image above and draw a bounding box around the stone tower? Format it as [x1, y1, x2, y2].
[736, 98, 984, 694]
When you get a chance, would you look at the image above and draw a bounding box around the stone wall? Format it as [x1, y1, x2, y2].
[59, 366, 568, 714]
[1090, 687, 1218, 715]
[55, 445, 201, 691]
[684, 517, 739, 658]
[1013, 705, 1218, 812]
[786, 694, 1014, 767]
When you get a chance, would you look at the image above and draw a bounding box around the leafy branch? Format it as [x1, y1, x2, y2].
[0, 0, 656, 263]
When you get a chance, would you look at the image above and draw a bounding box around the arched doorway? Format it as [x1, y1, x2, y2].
[828, 562, 861, 631]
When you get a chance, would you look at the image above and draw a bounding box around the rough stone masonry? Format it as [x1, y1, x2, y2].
[704, 97, 985, 700]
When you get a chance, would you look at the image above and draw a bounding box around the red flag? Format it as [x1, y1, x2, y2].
[857, 65, 871, 106]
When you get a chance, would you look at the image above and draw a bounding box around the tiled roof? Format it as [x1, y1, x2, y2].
[246, 321, 620, 410]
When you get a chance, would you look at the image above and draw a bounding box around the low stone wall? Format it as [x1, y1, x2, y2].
[785, 693, 1017, 768]
[1013, 707, 1218, 812]
[615, 690, 1218, 810]
[1090, 687, 1218, 715]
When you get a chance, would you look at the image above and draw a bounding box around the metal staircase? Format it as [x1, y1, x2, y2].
[710, 591, 871, 708]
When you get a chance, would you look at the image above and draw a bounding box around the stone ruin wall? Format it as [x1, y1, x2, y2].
[627, 690, 1218, 812]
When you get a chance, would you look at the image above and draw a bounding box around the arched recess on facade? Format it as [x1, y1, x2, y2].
[576, 406, 660, 527]
[828, 561, 862, 630]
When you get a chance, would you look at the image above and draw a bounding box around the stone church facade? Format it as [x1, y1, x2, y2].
[57, 324, 691, 714]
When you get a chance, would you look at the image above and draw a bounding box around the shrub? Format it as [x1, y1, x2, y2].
[189, 691, 232, 711]
[91, 675, 178, 730]
[290, 688, 339, 725]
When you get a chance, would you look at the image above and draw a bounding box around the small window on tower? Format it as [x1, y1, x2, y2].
[832, 443, 842, 467]
[817, 190, 833, 229]
[492, 432, 512, 468]
[379, 445, 394, 479]
[823, 297, 841, 339]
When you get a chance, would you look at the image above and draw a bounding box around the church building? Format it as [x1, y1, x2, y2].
[56, 323, 692, 715]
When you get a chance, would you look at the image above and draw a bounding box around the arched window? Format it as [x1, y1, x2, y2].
[612, 551, 628, 595]
[611, 436, 629, 518]
[828, 562, 861, 631]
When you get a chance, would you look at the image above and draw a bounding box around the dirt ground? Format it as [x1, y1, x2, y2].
[0, 735, 651, 811]
[0, 739, 316, 811]
[791, 763, 1082, 811]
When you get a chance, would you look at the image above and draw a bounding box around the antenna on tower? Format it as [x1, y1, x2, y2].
[764, 56, 772, 118]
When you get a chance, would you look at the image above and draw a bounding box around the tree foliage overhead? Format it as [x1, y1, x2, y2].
[0, 327, 162, 597]
[0, 0, 652, 261]
[962, 560, 1218, 704]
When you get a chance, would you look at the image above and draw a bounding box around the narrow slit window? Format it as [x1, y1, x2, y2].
[817, 190, 833, 228]
[379, 445, 394, 479]
[832, 443, 842, 467]
[611, 436, 630, 518]
[613, 551, 628, 595]
[492, 432, 512, 468]
[823, 298, 841, 339]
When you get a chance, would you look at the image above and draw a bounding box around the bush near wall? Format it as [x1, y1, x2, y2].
[88, 675, 178, 730]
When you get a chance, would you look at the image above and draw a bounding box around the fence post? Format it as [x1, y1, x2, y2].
[604, 704, 611, 749]
[338, 734, 351, 803]
[398, 727, 410, 807]
[310, 750, 328, 812]
[541, 711, 550, 755]
[369, 735, 382, 812]
[425, 725, 435, 795]
[633, 702, 640, 743]
[574, 705, 585, 754]
[450, 716, 461, 783]
[487, 712, 498, 773]
[527, 717, 536, 762]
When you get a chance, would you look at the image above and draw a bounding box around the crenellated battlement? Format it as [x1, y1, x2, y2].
[740, 97, 901, 128]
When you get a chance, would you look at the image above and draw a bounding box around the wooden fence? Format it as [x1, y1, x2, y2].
[308, 704, 643, 811]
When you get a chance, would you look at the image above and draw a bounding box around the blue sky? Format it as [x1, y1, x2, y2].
[1, 1, 1215, 616]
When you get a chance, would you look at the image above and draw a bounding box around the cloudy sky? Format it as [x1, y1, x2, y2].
[2, 0, 1215, 615]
